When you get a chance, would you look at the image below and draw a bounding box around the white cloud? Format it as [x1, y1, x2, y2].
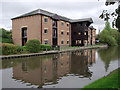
[0, 0, 118, 33]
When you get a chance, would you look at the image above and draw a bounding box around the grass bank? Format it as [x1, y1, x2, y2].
[84, 68, 120, 89]
[60, 45, 105, 50]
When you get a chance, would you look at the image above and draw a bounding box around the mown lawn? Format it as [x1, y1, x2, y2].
[60, 45, 105, 50]
[84, 68, 120, 89]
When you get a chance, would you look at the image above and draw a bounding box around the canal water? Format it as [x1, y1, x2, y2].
[1, 46, 120, 88]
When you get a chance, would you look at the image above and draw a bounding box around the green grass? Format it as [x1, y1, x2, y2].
[60, 45, 105, 50]
[84, 68, 120, 89]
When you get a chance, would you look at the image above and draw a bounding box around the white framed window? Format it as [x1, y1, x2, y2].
[44, 17, 48, 23]
[61, 30, 64, 35]
[67, 23, 69, 27]
[67, 31, 69, 35]
[44, 39, 48, 45]
[61, 21, 64, 26]
[44, 28, 48, 34]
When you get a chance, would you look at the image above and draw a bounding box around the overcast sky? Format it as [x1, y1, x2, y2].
[0, 0, 118, 34]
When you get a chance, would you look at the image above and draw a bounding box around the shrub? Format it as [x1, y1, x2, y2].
[26, 39, 40, 53]
[23, 46, 27, 50]
[1, 43, 17, 55]
[40, 44, 52, 51]
[16, 45, 24, 53]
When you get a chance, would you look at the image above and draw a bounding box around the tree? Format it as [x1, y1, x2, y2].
[99, 21, 118, 46]
[0, 28, 13, 43]
[104, 21, 112, 31]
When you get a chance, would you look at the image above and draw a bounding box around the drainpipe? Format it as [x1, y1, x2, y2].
[41, 15, 42, 44]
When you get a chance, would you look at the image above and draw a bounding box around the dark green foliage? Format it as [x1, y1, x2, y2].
[26, 39, 40, 53]
[1, 43, 17, 55]
[16, 45, 24, 53]
[40, 44, 52, 51]
[0, 28, 13, 43]
[23, 46, 27, 50]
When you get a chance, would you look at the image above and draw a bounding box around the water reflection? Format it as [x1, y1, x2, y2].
[2, 49, 96, 88]
[2, 46, 119, 88]
[98, 46, 120, 72]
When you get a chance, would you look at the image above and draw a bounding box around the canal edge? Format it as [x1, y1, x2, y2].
[0, 45, 108, 60]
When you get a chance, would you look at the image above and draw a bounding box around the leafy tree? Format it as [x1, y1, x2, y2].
[0, 28, 13, 43]
[99, 21, 118, 46]
[104, 21, 112, 31]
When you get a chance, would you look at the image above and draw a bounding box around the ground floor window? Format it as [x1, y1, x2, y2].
[67, 40, 69, 44]
[22, 27, 27, 46]
[44, 40, 48, 45]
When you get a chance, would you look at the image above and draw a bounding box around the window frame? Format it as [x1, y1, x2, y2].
[67, 23, 69, 27]
[44, 17, 48, 23]
[44, 39, 48, 45]
[44, 28, 48, 34]
[61, 21, 64, 26]
[61, 30, 64, 35]
[67, 31, 69, 36]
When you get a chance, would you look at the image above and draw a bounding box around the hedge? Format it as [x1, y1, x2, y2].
[1, 43, 18, 55]
[40, 44, 52, 51]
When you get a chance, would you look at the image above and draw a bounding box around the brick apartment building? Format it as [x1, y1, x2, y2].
[12, 9, 96, 46]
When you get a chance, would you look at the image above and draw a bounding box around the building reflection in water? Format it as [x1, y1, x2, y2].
[12, 49, 96, 88]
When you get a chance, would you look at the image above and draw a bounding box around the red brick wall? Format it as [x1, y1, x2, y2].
[12, 15, 41, 45]
[41, 16, 52, 45]
[57, 21, 70, 46]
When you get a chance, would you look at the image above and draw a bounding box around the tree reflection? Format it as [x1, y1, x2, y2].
[98, 46, 119, 72]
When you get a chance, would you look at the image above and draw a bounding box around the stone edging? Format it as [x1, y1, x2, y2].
[0, 45, 107, 60]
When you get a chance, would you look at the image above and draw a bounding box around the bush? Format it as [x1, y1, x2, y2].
[16, 45, 24, 53]
[1, 43, 17, 55]
[26, 39, 40, 53]
[40, 44, 52, 51]
[23, 46, 27, 50]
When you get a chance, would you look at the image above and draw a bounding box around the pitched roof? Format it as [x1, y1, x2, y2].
[11, 9, 93, 23]
[70, 18, 93, 23]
